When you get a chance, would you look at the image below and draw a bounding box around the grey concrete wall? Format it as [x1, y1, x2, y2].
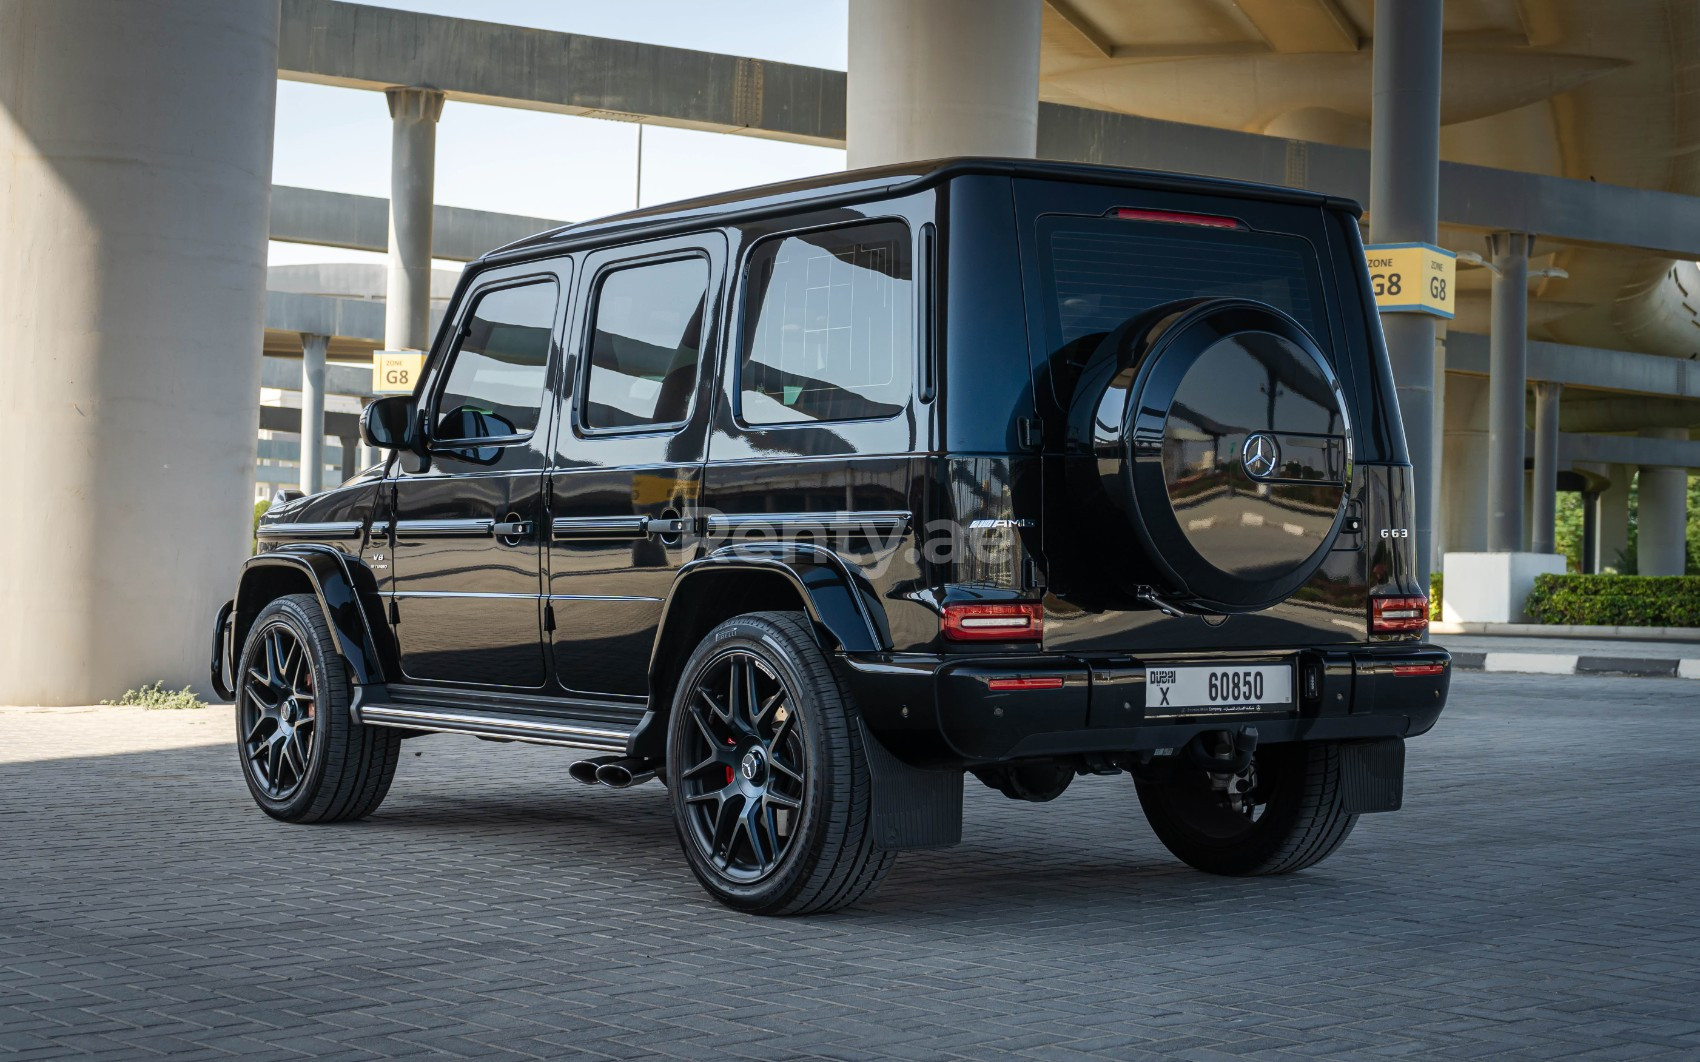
[0, 0, 280, 705]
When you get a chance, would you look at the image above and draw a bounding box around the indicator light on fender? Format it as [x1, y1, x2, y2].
[1112, 207, 1245, 230]
[987, 676, 1065, 691]
[941, 602, 1043, 642]
[1370, 595, 1429, 634]
[1393, 662, 1447, 677]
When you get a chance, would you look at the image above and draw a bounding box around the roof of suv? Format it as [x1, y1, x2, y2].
[487, 156, 1360, 264]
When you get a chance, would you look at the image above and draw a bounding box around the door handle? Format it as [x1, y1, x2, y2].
[643, 517, 688, 536]
[493, 519, 534, 538]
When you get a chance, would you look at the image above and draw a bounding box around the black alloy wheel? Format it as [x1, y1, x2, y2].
[666, 612, 895, 915]
[677, 649, 806, 882]
[240, 620, 318, 800]
[1135, 740, 1358, 875]
[234, 594, 400, 823]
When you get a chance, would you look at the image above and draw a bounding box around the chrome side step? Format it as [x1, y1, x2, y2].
[358, 702, 632, 752]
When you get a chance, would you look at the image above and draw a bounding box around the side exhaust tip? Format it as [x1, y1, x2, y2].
[568, 756, 619, 785]
[595, 757, 658, 788]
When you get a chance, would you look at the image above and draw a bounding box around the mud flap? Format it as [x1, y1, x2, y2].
[856, 717, 963, 850]
[1338, 737, 1405, 814]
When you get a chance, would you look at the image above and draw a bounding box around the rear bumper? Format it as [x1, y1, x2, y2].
[838, 644, 1450, 767]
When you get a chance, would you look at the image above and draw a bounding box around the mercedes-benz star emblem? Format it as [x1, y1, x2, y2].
[1242, 432, 1280, 480]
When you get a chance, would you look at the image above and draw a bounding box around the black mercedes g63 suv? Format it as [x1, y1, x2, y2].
[215, 158, 1448, 915]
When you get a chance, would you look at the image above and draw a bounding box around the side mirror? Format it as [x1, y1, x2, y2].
[360, 395, 417, 451]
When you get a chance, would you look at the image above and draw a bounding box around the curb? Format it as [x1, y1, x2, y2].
[1431, 621, 1700, 643]
[1450, 651, 1699, 678]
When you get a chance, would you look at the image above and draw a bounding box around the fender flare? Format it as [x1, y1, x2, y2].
[232, 546, 393, 686]
[628, 543, 891, 761]
[662, 541, 890, 658]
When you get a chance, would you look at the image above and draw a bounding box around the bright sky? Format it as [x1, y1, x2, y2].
[269, 0, 849, 269]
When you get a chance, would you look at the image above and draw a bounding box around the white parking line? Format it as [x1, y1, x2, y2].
[1483, 652, 1579, 675]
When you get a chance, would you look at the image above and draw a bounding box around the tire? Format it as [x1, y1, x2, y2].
[235, 593, 401, 823]
[665, 611, 895, 915]
[1134, 740, 1357, 875]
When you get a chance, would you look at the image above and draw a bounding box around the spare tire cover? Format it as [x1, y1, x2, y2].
[1078, 298, 1352, 613]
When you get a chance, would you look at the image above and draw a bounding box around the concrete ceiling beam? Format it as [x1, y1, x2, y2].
[1232, 0, 1360, 53]
[278, 0, 845, 145]
[1445, 331, 1700, 398]
[270, 185, 563, 262]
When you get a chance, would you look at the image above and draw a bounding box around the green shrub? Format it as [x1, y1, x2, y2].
[1523, 574, 1700, 628]
[1429, 571, 1443, 622]
[101, 680, 206, 710]
[253, 498, 272, 554]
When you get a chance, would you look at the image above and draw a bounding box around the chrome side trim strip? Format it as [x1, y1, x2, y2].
[705, 510, 911, 535]
[551, 515, 647, 539]
[395, 518, 495, 537]
[547, 593, 663, 603]
[392, 590, 538, 600]
[359, 704, 630, 751]
[256, 521, 363, 540]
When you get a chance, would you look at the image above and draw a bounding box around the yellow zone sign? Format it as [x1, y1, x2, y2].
[1364, 243, 1456, 318]
[372, 349, 426, 394]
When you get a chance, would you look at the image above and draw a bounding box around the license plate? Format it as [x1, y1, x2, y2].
[1144, 664, 1293, 718]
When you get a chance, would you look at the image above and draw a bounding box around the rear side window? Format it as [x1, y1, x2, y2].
[434, 279, 558, 441]
[1038, 216, 1328, 355]
[582, 257, 710, 431]
[739, 221, 913, 425]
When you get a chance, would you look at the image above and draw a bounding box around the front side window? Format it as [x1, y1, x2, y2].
[434, 279, 558, 441]
[739, 221, 913, 425]
[582, 257, 710, 431]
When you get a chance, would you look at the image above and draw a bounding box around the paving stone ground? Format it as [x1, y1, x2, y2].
[3, 673, 1697, 1060]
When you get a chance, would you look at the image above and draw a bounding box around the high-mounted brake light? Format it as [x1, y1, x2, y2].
[987, 676, 1065, 691]
[941, 602, 1043, 642]
[1370, 595, 1429, 634]
[1112, 207, 1245, 230]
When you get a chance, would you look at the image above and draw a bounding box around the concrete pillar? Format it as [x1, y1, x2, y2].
[1530, 381, 1563, 555]
[381, 86, 442, 471]
[1486, 232, 1533, 552]
[298, 333, 329, 494]
[0, 0, 279, 705]
[1429, 323, 1447, 564]
[846, 0, 1041, 168]
[340, 437, 360, 484]
[1637, 429, 1690, 576]
[1368, 0, 1442, 585]
[1442, 373, 1491, 554]
[1595, 464, 1632, 572]
[385, 87, 444, 353]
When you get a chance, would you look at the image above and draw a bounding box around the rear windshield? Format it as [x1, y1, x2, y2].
[1036, 215, 1331, 358]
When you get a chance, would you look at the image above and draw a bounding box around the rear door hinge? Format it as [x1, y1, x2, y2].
[388, 597, 401, 625]
[1017, 417, 1044, 451]
[544, 602, 557, 633]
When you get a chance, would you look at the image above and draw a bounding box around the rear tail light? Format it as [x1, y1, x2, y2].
[1370, 595, 1429, 634]
[941, 602, 1043, 642]
[1393, 662, 1446, 677]
[1111, 207, 1245, 230]
[986, 676, 1065, 691]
